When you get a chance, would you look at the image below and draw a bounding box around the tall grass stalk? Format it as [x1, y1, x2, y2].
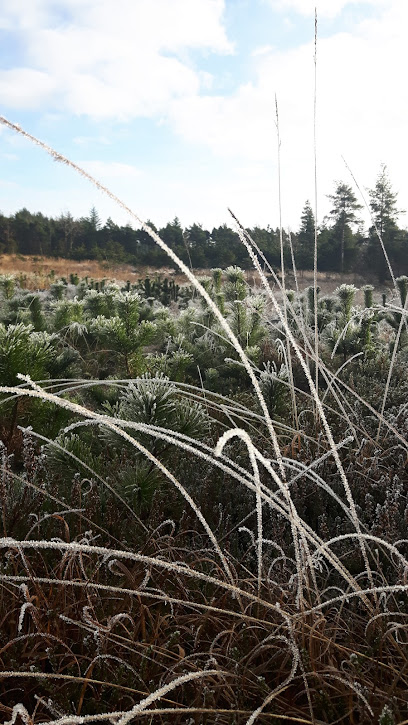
[215, 429, 264, 595]
[275, 95, 286, 319]
[274, 100, 299, 432]
[313, 8, 319, 400]
[287, 229, 308, 353]
[0, 574, 278, 626]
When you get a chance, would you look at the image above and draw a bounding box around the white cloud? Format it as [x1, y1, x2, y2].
[0, 0, 53, 30]
[77, 160, 142, 180]
[73, 135, 111, 146]
[0, 68, 55, 109]
[252, 44, 274, 57]
[266, 0, 387, 19]
[1, 0, 232, 118]
[0, 179, 18, 188]
[1, 152, 19, 160]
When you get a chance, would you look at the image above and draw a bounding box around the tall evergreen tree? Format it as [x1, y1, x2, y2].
[297, 200, 315, 269]
[80, 206, 102, 257]
[327, 182, 362, 273]
[369, 164, 399, 235]
[88, 206, 102, 231]
[367, 164, 403, 280]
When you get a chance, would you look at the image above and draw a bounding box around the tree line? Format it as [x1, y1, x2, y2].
[0, 165, 406, 280]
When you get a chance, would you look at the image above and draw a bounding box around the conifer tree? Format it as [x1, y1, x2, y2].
[327, 182, 362, 273]
[297, 200, 315, 269]
[367, 164, 403, 280]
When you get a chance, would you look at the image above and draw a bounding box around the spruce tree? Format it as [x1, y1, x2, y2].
[367, 164, 403, 281]
[297, 200, 315, 269]
[327, 182, 362, 273]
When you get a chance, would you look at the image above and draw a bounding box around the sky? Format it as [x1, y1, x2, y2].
[0, 0, 407, 234]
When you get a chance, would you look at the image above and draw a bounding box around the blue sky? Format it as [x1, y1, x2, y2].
[0, 0, 407, 233]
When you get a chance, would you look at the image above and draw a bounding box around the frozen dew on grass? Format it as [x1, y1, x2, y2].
[1, 114, 408, 723]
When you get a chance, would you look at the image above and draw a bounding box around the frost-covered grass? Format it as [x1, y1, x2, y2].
[0, 118, 408, 725]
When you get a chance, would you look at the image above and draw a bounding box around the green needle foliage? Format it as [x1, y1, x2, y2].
[0, 323, 60, 386]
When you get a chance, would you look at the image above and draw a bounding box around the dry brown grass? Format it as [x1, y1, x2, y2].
[0, 255, 386, 302]
[0, 255, 191, 289]
[286, 269, 385, 298]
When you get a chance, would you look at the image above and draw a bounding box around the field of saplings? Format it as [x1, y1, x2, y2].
[1, 266, 408, 724]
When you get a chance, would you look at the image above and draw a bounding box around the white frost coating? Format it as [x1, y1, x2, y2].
[215, 428, 264, 595]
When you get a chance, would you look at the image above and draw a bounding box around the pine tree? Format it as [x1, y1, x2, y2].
[367, 164, 403, 281]
[327, 182, 362, 273]
[369, 164, 399, 236]
[88, 206, 102, 231]
[81, 206, 102, 257]
[297, 200, 315, 269]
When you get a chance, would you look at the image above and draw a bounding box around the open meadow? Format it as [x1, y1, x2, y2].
[0, 253, 386, 300]
[0, 255, 190, 290]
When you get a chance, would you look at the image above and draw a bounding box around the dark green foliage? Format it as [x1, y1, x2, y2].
[104, 374, 208, 442]
[366, 164, 405, 281]
[0, 274, 15, 299]
[26, 294, 46, 331]
[326, 182, 363, 273]
[138, 275, 180, 304]
[1, 183, 408, 275]
[297, 199, 315, 269]
[259, 360, 289, 418]
[396, 275, 408, 308]
[0, 323, 60, 386]
[362, 284, 374, 308]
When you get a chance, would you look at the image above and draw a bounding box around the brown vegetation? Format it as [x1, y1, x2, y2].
[0, 254, 386, 303]
[0, 254, 190, 289]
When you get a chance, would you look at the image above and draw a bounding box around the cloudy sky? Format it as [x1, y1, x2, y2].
[0, 0, 407, 233]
